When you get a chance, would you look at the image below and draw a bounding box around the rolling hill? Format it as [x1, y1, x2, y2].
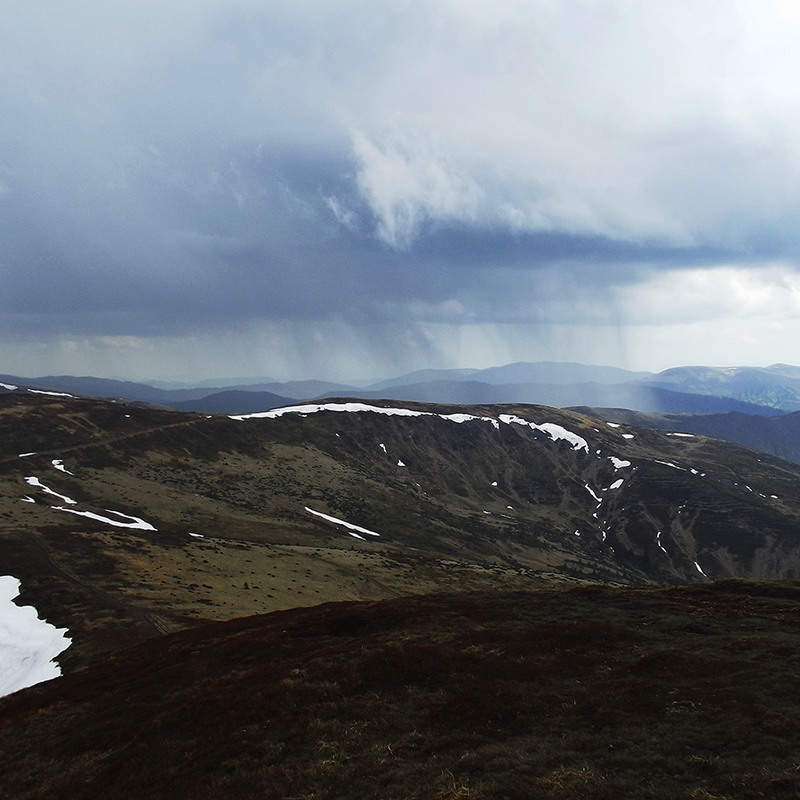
[3, 581, 800, 799]
[4, 391, 800, 675]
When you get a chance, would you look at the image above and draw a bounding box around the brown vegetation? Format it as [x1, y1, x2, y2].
[3, 581, 800, 799]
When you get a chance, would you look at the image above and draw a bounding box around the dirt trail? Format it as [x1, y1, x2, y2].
[0, 417, 205, 466]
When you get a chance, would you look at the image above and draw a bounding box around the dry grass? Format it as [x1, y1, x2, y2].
[2, 581, 800, 798]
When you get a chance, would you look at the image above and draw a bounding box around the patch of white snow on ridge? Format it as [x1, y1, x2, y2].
[305, 507, 381, 540]
[51, 460, 73, 475]
[606, 422, 620, 428]
[397, 460, 405, 467]
[497, 414, 589, 452]
[379, 443, 387, 454]
[608, 457, 631, 470]
[0, 576, 70, 698]
[0, 382, 17, 391]
[609, 478, 624, 490]
[666, 432, 695, 438]
[51, 507, 157, 531]
[234, 404, 591, 450]
[231, 402, 428, 420]
[18, 452, 35, 458]
[24, 477, 76, 505]
[188, 532, 205, 539]
[27, 389, 74, 398]
[538, 423, 589, 452]
[622, 433, 634, 439]
[656, 531, 668, 555]
[439, 412, 500, 429]
[20, 496, 35, 504]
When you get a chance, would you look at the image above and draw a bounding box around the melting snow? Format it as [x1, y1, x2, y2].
[497, 414, 589, 452]
[232, 402, 427, 420]
[18, 453, 35, 458]
[20, 496, 35, 504]
[27, 389, 74, 398]
[305, 507, 381, 540]
[234, 404, 589, 452]
[694, 561, 708, 578]
[24, 477, 76, 505]
[491, 481, 498, 487]
[440, 412, 499, 429]
[606, 422, 620, 428]
[585, 484, 602, 503]
[397, 460, 405, 467]
[188, 532, 205, 539]
[609, 478, 624, 490]
[656, 531, 668, 555]
[655, 460, 685, 471]
[51, 460, 73, 475]
[0, 576, 70, 698]
[52, 507, 157, 531]
[667, 432, 695, 437]
[622, 433, 634, 439]
[0, 382, 17, 391]
[608, 456, 631, 470]
[379, 443, 387, 454]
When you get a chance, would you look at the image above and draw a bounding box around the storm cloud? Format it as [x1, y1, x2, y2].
[3, 1, 800, 380]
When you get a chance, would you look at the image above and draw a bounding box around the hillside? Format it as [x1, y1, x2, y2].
[2, 582, 800, 799]
[4, 392, 800, 675]
[573, 408, 800, 467]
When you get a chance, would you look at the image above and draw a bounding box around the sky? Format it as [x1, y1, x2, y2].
[4, 1, 800, 383]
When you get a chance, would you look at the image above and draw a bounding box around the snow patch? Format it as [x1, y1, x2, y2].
[609, 478, 624, 490]
[608, 456, 631, 470]
[585, 484, 602, 503]
[231, 402, 428, 420]
[0, 576, 70, 698]
[0, 382, 17, 391]
[305, 507, 381, 540]
[235, 404, 589, 452]
[52, 507, 157, 531]
[694, 561, 708, 578]
[397, 460, 405, 467]
[51, 460, 73, 475]
[24, 477, 76, 505]
[655, 460, 685, 471]
[27, 389, 74, 398]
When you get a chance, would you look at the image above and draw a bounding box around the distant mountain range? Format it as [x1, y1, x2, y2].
[5, 362, 800, 418]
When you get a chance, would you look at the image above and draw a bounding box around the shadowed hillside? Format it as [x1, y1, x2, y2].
[2, 582, 800, 799]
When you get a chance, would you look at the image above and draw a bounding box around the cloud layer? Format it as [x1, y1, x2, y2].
[3, 1, 800, 379]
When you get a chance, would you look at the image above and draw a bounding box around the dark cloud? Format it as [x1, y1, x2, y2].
[3, 2, 800, 378]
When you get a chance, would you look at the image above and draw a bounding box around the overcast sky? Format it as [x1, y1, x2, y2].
[4, 1, 800, 382]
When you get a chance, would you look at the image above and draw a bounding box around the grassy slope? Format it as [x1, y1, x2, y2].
[2, 581, 800, 799]
[6, 392, 800, 674]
